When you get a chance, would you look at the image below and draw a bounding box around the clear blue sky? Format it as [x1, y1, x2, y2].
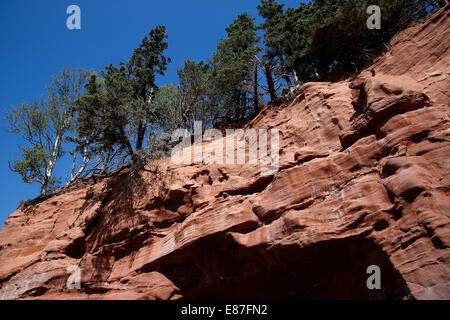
[0, 0, 302, 230]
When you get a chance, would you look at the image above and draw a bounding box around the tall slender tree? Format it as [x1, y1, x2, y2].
[257, 0, 294, 87]
[209, 13, 261, 122]
[125, 26, 171, 150]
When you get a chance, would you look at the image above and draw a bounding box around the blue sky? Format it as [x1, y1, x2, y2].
[0, 0, 302, 229]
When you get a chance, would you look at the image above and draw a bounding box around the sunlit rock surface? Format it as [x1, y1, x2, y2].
[0, 6, 449, 300]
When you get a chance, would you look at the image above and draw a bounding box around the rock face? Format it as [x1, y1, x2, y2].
[1, 7, 449, 300]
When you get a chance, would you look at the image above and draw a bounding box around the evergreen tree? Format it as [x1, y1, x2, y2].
[125, 25, 171, 150]
[209, 13, 261, 122]
[257, 0, 444, 83]
[76, 66, 134, 161]
[282, 0, 443, 82]
[257, 0, 294, 86]
[281, 2, 316, 82]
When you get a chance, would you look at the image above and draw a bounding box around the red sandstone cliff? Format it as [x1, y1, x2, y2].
[0, 6, 449, 300]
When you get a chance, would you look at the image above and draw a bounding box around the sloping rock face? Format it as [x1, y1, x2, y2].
[0, 7, 449, 300]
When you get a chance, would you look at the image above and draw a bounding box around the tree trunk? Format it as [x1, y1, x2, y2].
[101, 149, 112, 174]
[241, 92, 247, 120]
[233, 90, 240, 120]
[279, 51, 292, 89]
[265, 64, 276, 102]
[69, 151, 77, 183]
[314, 68, 320, 79]
[42, 131, 63, 196]
[136, 121, 146, 150]
[254, 65, 259, 114]
[293, 70, 299, 86]
[40, 180, 48, 197]
[121, 126, 134, 156]
[68, 145, 90, 185]
[136, 87, 156, 150]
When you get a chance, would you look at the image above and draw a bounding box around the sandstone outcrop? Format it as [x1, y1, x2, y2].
[0, 6, 449, 300]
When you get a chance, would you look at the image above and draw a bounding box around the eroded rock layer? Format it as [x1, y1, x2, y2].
[0, 6, 449, 300]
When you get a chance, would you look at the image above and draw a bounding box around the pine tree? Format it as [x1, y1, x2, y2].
[76, 66, 134, 162]
[274, 0, 437, 82]
[209, 13, 261, 122]
[125, 25, 171, 150]
[257, 0, 294, 86]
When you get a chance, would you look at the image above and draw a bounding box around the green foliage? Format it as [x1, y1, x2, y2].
[257, 0, 293, 86]
[7, 68, 90, 196]
[139, 60, 211, 135]
[125, 25, 171, 150]
[76, 67, 134, 158]
[8, 102, 50, 183]
[303, 0, 418, 78]
[150, 84, 183, 131]
[76, 25, 171, 159]
[209, 13, 262, 122]
[258, 0, 285, 61]
[258, 0, 444, 82]
[126, 25, 171, 102]
[177, 60, 211, 128]
[282, 2, 318, 82]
